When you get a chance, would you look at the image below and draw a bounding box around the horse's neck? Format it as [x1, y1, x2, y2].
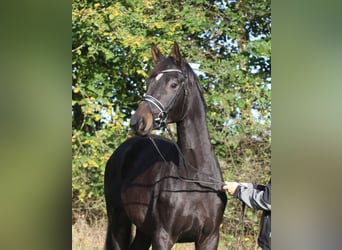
[176, 93, 220, 176]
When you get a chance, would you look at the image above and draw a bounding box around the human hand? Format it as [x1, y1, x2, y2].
[222, 181, 239, 195]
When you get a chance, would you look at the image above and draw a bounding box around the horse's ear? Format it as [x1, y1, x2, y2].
[172, 41, 182, 65]
[151, 43, 165, 65]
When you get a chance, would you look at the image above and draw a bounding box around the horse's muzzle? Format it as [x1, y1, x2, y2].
[130, 102, 154, 136]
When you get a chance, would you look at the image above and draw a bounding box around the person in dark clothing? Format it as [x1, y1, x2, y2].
[223, 179, 271, 250]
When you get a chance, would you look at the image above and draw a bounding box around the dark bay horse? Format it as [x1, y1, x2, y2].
[104, 42, 227, 250]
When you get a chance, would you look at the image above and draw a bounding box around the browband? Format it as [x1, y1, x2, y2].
[155, 69, 184, 81]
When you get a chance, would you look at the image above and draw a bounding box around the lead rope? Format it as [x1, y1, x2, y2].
[165, 125, 227, 186]
[164, 126, 246, 250]
[234, 202, 246, 250]
[227, 202, 245, 250]
[148, 136, 167, 162]
[148, 128, 245, 250]
[148, 128, 225, 187]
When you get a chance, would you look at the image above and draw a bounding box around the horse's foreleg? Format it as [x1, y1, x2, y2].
[105, 208, 131, 250]
[195, 231, 219, 250]
[129, 229, 151, 250]
[151, 227, 174, 250]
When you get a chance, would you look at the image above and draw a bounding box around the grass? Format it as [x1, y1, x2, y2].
[72, 217, 194, 250]
[72, 216, 259, 250]
[72, 216, 106, 250]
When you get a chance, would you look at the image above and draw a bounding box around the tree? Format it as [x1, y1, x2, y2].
[72, 0, 271, 243]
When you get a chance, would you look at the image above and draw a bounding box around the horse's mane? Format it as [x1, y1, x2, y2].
[183, 62, 207, 112]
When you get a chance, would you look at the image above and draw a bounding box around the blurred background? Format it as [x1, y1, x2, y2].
[1, 0, 341, 249]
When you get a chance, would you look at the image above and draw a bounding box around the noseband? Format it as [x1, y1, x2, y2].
[142, 69, 187, 128]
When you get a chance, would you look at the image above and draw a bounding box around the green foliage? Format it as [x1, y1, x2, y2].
[72, 0, 271, 245]
[72, 110, 129, 219]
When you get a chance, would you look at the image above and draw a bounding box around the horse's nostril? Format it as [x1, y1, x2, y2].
[130, 102, 154, 135]
[130, 117, 140, 130]
[130, 115, 147, 135]
[138, 118, 146, 131]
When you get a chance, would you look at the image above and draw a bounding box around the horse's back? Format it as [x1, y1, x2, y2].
[106, 135, 179, 177]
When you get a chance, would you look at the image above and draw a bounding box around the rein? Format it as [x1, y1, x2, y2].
[149, 132, 246, 250]
[148, 130, 246, 250]
[148, 126, 225, 188]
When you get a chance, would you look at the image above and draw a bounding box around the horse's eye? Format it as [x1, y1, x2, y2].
[170, 82, 178, 89]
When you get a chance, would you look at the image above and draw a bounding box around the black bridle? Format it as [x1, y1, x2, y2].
[142, 69, 188, 128]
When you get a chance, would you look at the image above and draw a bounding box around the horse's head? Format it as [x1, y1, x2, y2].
[130, 42, 189, 136]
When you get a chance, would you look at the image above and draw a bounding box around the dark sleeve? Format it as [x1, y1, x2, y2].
[233, 180, 271, 211]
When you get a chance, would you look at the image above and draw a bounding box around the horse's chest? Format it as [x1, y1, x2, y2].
[120, 166, 162, 227]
